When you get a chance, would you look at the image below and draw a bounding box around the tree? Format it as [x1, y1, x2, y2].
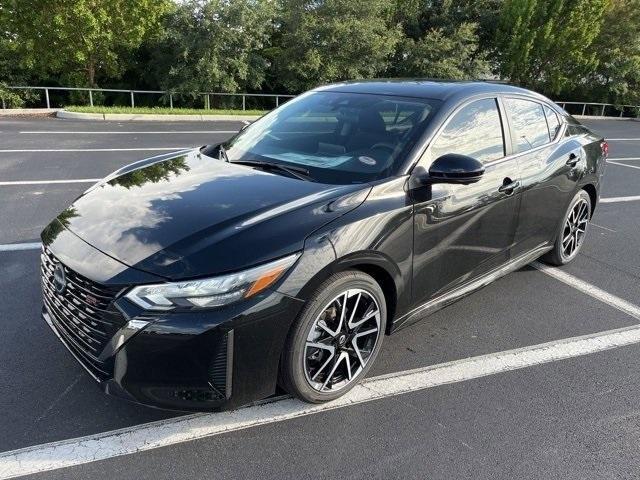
[389, 0, 493, 80]
[0, 2, 29, 106]
[393, 23, 490, 79]
[10, 0, 169, 87]
[585, 0, 640, 104]
[141, 0, 276, 96]
[393, 0, 502, 52]
[495, 0, 609, 94]
[268, 0, 401, 93]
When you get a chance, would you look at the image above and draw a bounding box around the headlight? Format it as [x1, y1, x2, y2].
[125, 253, 300, 310]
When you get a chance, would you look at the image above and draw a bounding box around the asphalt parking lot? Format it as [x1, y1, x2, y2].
[1, 116, 640, 479]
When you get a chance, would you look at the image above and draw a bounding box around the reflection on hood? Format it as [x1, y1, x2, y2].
[54, 149, 367, 279]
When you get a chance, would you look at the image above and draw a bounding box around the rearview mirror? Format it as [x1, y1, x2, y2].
[428, 153, 484, 185]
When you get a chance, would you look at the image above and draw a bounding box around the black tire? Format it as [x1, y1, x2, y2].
[280, 270, 387, 403]
[542, 190, 591, 266]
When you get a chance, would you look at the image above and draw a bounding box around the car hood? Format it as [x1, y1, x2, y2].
[51, 149, 368, 280]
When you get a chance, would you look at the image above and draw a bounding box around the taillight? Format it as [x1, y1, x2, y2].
[601, 141, 609, 158]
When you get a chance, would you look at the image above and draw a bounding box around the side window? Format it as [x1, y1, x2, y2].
[505, 98, 550, 152]
[544, 106, 561, 140]
[429, 98, 505, 163]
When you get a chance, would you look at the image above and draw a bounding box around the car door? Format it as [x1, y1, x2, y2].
[411, 97, 522, 307]
[502, 97, 583, 255]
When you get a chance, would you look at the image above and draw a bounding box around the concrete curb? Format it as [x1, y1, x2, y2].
[56, 110, 261, 122]
[0, 108, 60, 116]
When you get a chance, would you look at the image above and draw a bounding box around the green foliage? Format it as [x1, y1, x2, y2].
[66, 105, 266, 115]
[389, 0, 495, 80]
[268, 0, 401, 92]
[394, 23, 490, 79]
[0, 82, 24, 108]
[496, 0, 609, 94]
[143, 0, 276, 95]
[585, 0, 640, 104]
[1, 0, 639, 105]
[10, 0, 170, 86]
[394, 0, 502, 50]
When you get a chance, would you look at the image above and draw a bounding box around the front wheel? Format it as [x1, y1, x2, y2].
[542, 190, 591, 266]
[280, 271, 387, 403]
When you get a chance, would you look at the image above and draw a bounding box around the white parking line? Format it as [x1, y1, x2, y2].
[0, 179, 98, 186]
[607, 160, 640, 171]
[607, 138, 640, 141]
[19, 131, 236, 134]
[600, 195, 640, 203]
[2, 321, 640, 479]
[1, 264, 640, 478]
[608, 157, 640, 161]
[591, 223, 617, 232]
[0, 242, 41, 252]
[0, 147, 190, 153]
[531, 261, 640, 319]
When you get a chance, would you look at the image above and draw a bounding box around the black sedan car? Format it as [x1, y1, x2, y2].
[41, 80, 607, 410]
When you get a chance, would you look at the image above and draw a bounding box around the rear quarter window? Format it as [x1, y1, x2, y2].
[544, 106, 561, 140]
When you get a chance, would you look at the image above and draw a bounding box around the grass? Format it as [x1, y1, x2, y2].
[65, 105, 267, 116]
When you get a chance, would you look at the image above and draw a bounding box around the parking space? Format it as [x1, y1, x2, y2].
[28, 344, 640, 480]
[1, 116, 640, 479]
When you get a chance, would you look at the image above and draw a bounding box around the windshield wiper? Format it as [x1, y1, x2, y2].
[230, 160, 312, 181]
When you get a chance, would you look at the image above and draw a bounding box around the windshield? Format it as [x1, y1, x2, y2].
[223, 91, 440, 184]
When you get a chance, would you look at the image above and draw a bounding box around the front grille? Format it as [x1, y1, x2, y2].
[41, 246, 126, 379]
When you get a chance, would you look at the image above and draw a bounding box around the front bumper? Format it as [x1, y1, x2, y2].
[41, 224, 305, 411]
[43, 289, 305, 411]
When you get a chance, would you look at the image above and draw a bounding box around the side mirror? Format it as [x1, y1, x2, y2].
[428, 153, 484, 185]
[199, 142, 222, 158]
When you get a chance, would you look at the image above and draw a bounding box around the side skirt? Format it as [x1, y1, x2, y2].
[391, 244, 553, 333]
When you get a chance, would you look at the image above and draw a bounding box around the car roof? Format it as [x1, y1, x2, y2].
[312, 79, 545, 103]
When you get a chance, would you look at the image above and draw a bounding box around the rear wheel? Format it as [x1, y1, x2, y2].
[280, 271, 386, 403]
[542, 190, 591, 266]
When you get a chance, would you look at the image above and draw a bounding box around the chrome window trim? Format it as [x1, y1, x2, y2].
[404, 93, 567, 174]
[542, 104, 562, 142]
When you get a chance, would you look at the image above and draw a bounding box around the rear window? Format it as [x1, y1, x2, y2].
[505, 98, 551, 152]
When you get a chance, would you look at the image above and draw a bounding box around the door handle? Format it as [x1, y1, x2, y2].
[498, 179, 520, 194]
[566, 152, 580, 167]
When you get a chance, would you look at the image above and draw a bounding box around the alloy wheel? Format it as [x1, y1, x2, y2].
[304, 288, 381, 393]
[561, 198, 589, 260]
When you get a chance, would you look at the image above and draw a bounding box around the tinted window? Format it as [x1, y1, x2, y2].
[223, 92, 440, 184]
[429, 98, 505, 163]
[544, 106, 561, 139]
[505, 98, 551, 152]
